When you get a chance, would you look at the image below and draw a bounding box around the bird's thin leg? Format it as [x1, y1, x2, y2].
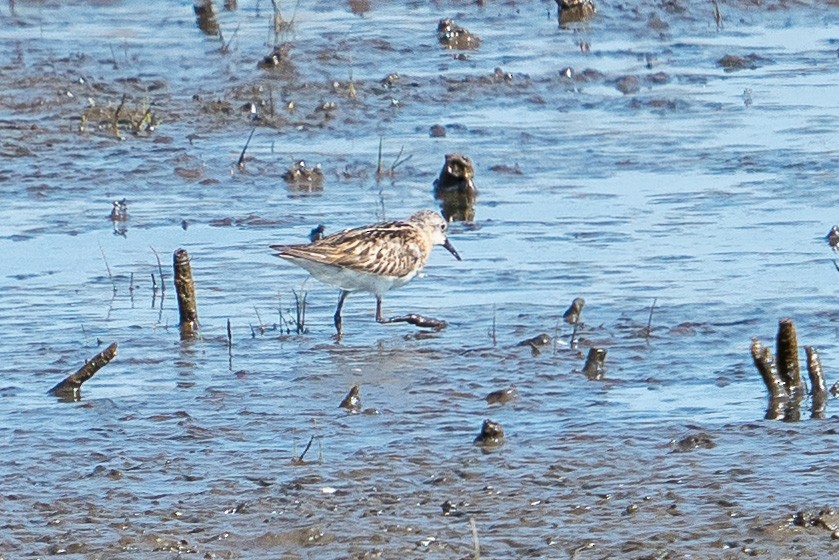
[375, 296, 386, 323]
[334, 290, 349, 336]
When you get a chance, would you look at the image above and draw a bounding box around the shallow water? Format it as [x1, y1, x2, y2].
[1, 0, 839, 558]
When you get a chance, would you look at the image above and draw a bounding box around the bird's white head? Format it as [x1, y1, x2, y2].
[407, 210, 461, 261]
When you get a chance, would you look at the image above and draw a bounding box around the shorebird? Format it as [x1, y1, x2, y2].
[271, 210, 461, 336]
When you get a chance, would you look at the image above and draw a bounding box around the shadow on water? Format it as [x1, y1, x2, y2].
[1, 0, 839, 557]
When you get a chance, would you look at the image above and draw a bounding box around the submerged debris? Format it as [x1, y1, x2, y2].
[474, 419, 504, 447]
[485, 386, 517, 405]
[825, 225, 839, 250]
[258, 43, 294, 72]
[283, 160, 324, 192]
[339, 385, 362, 413]
[717, 53, 761, 71]
[193, 0, 219, 36]
[563, 298, 585, 325]
[582, 347, 607, 380]
[433, 153, 477, 222]
[81, 96, 157, 137]
[437, 19, 481, 51]
[556, 0, 596, 25]
[517, 333, 551, 356]
[670, 432, 715, 453]
[109, 199, 128, 222]
[309, 224, 326, 242]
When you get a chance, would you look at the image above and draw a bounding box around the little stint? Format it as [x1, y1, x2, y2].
[271, 210, 461, 336]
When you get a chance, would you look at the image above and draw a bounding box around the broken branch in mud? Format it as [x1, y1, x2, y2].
[805, 346, 828, 419]
[751, 318, 830, 421]
[48, 342, 118, 401]
[375, 137, 412, 179]
[173, 248, 199, 340]
[776, 318, 805, 398]
[750, 338, 786, 400]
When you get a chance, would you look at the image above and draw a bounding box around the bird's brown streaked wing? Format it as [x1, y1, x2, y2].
[272, 221, 426, 278]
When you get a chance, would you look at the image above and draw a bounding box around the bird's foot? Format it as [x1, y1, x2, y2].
[379, 313, 448, 330]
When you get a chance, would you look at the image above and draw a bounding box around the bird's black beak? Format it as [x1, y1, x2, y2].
[443, 238, 462, 261]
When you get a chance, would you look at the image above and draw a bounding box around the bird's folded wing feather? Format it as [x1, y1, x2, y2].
[272, 223, 424, 278]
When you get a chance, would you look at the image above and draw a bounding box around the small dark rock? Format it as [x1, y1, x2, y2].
[309, 224, 326, 242]
[429, 124, 446, 138]
[283, 160, 324, 191]
[258, 43, 294, 71]
[339, 385, 361, 412]
[671, 432, 715, 453]
[437, 19, 481, 50]
[474, 419, 504, 446]
[517, 333, 551, 348]
[826, 226, 839, 250]
[563, 298, 585, 325]
[556, 0, 596, 25]
[616, 75, 641, 95]
[486, 386, 517, 405]
[582, 347, 607, 380]
[433, 153, 477, 222]
[717, 53, 761, 71]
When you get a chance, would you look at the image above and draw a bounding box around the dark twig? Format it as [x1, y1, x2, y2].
[292, 288, 307, 334]
[294, 435, 316, 463]
[711, 0, 723, 31]
[490, 304, 497, 346]
[376, 136, 384, 178]
[151, 246, 165, 297]
[237, 127, 256, 170]
[98, 243, 117, 295]
[645, 297, 656, 337]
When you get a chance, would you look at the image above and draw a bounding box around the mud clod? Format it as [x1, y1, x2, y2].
[556, 0, 597, 25]
[437, 19, 481, 51]
[433, 153, 477, 222]
[474, 419, 504, 447]
[283, 160, 324, 192]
